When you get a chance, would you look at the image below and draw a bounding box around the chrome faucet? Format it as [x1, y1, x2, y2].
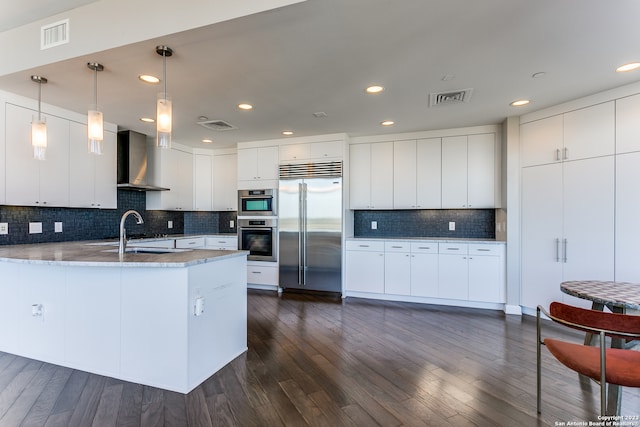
[118, 210, 144, 255]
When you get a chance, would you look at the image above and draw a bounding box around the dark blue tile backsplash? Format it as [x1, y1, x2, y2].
[354, 209, 495, 239]
[0, 190, 237, 245]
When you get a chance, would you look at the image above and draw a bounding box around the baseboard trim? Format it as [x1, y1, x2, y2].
[504, 304, 522, 316]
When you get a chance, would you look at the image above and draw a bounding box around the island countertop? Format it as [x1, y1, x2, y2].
[0, 240, 247, 267]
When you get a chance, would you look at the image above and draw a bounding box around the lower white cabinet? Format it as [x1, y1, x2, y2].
[345, 240, 385, 293]
[247, 262, 279, 286]
[204, 236, 238, 250]
[346, 239, 505, 306]
[176, 237, 205, 249]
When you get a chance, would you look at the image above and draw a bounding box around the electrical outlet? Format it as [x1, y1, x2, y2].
[168, 220, 173, 229]
[230, 220, 235, 228]
[29, 222, 43, 234]
[54, 222, 63, 233]
[371, 221, 377, 230]
[449, 221, 455, 231]
[0, 223, 7, 235]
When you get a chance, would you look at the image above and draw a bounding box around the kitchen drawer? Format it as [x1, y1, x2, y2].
[128, 239, 175, 249]
[438, 243, 468, 254]
[346, 240, 385, 252]
[410, 242, 438, 254]
[205, 236, 237, 250]
[175, 237, 205, 249]
[468, 243, 502, 256]
[385, 241, 410, 252]
[247, 264, 278, 285]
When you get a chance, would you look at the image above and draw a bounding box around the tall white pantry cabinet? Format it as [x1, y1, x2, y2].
[520, 96, 640, 311]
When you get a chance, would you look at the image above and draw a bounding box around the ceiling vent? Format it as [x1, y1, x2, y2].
[41, 19, 69, 50]
[197, 119, 238, 131]
[429, 88, 474, 107]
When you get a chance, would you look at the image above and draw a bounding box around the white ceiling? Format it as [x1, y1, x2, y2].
[1, 0, 640, 149]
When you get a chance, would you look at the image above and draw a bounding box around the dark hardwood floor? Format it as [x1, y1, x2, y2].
[0, 290, 638, 426]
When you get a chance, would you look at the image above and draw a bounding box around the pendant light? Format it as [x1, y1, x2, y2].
[30, 75, 48, 160]
[156, 45, 173, 149]
[87, 62, 104, 155]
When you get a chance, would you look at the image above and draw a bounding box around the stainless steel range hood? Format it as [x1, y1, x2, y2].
[117, 130, 169, 191]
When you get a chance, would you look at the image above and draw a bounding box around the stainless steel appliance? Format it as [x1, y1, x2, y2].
[238, 218, 277, 262]
[238, 189, 276, 216]
[279, 161, 342, 293]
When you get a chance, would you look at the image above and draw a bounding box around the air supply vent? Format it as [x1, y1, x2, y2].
[197, 119, 237, 131]
[41, 19, 69, 50]
[429, 88, 474, 107]
[280, 161, 342, 179]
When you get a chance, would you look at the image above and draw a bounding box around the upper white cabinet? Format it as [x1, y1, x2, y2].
[5, 103, 70, 207]
[194, 154, 213, 211]
[212, 153, 237, 211]
[237, 146, 279, 187]
[279, 141, 343, 163]
[147, 147, 194, 211]
[441, 134, 495, 209]
[520, 102, 614, 167]
[349, 142, 393, 209]
[616, 93, 640, 154]
[393, 138, 442, 209]
[69, 123, 117, 209]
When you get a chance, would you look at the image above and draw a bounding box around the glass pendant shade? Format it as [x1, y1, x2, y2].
[31, 118, 47, 160]
[156, 93, 172, 148]
[87, 107, 104, 155]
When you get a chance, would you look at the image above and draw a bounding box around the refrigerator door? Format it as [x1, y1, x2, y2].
[279, 179, 303, 288]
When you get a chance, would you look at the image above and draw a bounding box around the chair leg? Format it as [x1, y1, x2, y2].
[537, 306, 542, 414]
[600, 331, 606, 416]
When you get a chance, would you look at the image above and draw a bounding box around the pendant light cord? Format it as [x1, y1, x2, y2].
[37, 80, 42, 121]
[163, 51, 167, 101]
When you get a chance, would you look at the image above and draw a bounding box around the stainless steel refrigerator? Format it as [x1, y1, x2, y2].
[279, 162, 342, 293]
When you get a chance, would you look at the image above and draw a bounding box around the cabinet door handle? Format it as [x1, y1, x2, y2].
[556, 148, 561, 161]
[563, 147, 568, 160]
[563, 238, 568, 263]
[555, 238, 560, 262]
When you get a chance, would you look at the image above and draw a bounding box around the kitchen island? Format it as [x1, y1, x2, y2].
[0, 241, 248, 393]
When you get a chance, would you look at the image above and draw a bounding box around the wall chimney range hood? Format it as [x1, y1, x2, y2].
[117, 130, 169, 191]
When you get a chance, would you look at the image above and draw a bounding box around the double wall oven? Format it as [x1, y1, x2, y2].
[237, 189, 277, 262]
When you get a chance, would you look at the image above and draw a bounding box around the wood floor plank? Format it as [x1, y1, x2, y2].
[115, 382, 143, 427]
[0, 363, 56, 426]
[0, 359, 42, 419]
[91, 383, 123, 427]
[19, 366, 73, 427]
[185, 387, 213, 427]
[66, 374, 106, 427]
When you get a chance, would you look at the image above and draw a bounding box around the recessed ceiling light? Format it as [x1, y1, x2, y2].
[202, 139, 213, 144]
[282, 130, 294, 136]
[140, 117, 155, 123]
[616, 62, 640, 73]
[510, 99, 530, 107]
[138, 74, 160, 84]
[238, 103, 253, 110]
[380, 120, 395, 126]
[365, 85, 384, 94]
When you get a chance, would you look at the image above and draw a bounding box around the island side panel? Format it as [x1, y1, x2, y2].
[65, 266, 121, 377]
[187, 255, 248, 390]
[0, 262, 21, 355]
[120, 267, 189, 393]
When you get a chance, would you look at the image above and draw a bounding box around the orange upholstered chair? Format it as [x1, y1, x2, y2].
[536, 302, 640, 415]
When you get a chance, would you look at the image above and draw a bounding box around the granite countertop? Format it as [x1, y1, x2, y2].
[346, 236, 504, 244]
[0, 240, 246, 268]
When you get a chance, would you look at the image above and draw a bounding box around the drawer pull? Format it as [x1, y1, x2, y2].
[251, 271, 262, 274]
[418, 246, 431, 249]
[358, 245, 370, 247]
[446, 247, 459, 250]
[391, 246, 403, 248]
[476, 249, 491, 252]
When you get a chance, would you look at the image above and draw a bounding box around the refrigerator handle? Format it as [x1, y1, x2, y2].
[302, 182, 308, 285]
[298, 183, 304, 285]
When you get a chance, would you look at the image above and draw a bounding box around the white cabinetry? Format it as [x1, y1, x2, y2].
[409, 242, 438, 297]
[438, 243, 469, 300]
[5, 103, 70, 207]
[69, 123, 117, 209]
[237, 146, 278, 188]
[468, 244, 505, 303]
[176, 237, 205, 249]
[615, 152, 640, 282]
[521, 102, 614, 167]
[194, 154, 213, 211]
[393, 138, 442, 209]
[616, 93, 640, 154]
[205, 236, 238, 250]
[345, 240, 385, 293]
[279, 141, 343, 163]
[521, 157, 614, 310]
[212, 153, 238, 211]
[246, 262, 279, 287]
[384, 242, 411, 295]
[441, 134, 495, 209]
[349, 142, 393, 209]
[147, 147, 194, 211]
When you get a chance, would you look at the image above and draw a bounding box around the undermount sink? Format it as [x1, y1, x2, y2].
[102, 247, 192, 254]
